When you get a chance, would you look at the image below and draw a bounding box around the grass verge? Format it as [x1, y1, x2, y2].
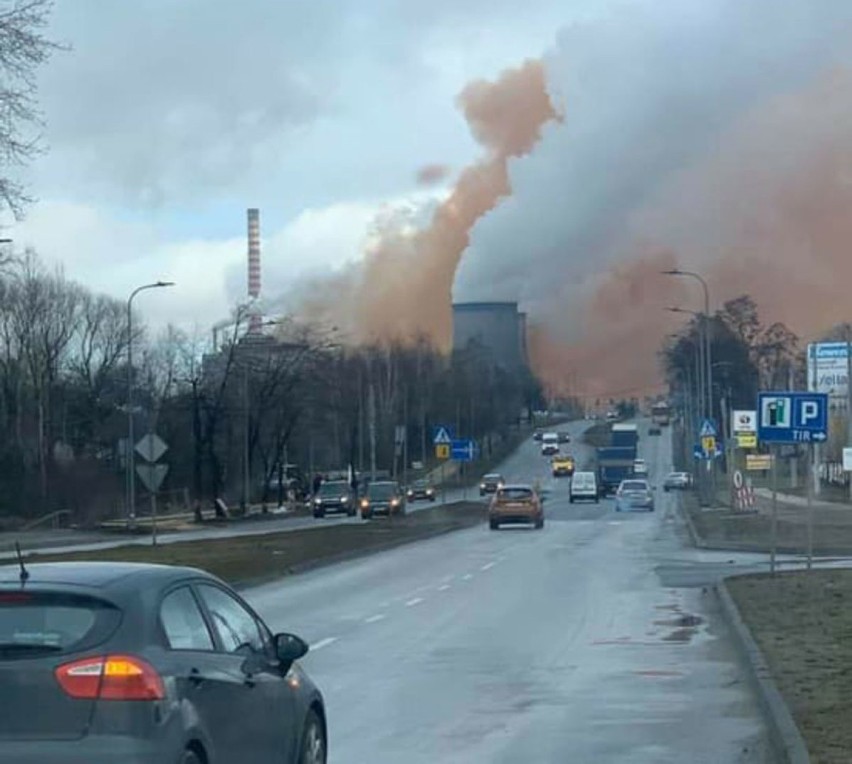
[684, 493, 852, 555]
[24, 503, 487, 586]
[728, 570, 852, 762]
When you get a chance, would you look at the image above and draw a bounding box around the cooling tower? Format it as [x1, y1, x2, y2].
[452, 302, 527, 370]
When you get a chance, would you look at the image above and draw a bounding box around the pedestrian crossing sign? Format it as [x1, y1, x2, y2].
[433, 426, 452, 445]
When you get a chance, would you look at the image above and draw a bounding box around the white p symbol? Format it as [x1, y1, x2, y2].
[801, 401, 819, 425]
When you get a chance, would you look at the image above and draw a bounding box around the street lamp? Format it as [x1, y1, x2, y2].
[126, 281, 175, 523]
[662, 269, 712, 421]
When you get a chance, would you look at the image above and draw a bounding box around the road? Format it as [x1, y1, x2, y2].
[247, 421, 773, 763]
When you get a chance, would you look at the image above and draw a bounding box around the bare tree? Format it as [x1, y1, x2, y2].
[0, 0, 63, 216]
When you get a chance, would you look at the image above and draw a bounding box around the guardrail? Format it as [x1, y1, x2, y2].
[20, 509, 72, 532]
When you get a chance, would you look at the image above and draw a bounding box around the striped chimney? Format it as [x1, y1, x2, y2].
[247, 208, 262, 333]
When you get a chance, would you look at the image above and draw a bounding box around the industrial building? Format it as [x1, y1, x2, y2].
[452, 301, 529, 370]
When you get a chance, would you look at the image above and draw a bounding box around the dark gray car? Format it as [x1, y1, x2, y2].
[0, 561, 326, 764]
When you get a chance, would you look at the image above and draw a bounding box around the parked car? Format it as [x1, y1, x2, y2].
[489, 485, 544, 530]
[615, 479, 655, 512]
[406, 479, 435, 502]
[360, 481, 406, 518]
[570, 471, 599, 503]
[479, 473, 505, 496]
[648, 426, 662, 436]
[557, 432, 571, 444]
[313, 480, 355, 518]
[0, 561, 326, 764]
[664, 471, 693, 491]
[533, 430, 544, 442]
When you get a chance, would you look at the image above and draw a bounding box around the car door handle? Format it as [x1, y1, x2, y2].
[188, 668, 204, 687]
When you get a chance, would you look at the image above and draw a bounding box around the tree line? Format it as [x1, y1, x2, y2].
[0, 253, 543, 526]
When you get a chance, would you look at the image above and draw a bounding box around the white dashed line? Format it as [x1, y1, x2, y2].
[310, 637, 337, 651]
[480, 562, 495, 571]
[405, 597, 424, 607]
[462, 574, 473, 581]
[438, 584, 451, 591]
[365, 614, 386, 624]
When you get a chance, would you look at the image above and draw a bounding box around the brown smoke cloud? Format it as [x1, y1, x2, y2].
[300, 59, 559, 346]
[416, 164, 451, 186]
[531, 67, 852, 398]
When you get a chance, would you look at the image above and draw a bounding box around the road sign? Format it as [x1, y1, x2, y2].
[736, 432, 757, 449]
[746, 454, 773, 471]
[693, 444, 703, 460]
[451, 439, 478, 462]
[807, 342, 850, 400]
[701, 435, 716, 457]
[757, 392, 828, 444]
[135, 433, 168, 463]
[432, 426, 453, 445]
[732, 410, 757, 434]
[435, 444, 450, 460]
[698, 419, 717, 438]
[136, 463, 169, 492]
[394, 426, 406, 446]
[733, 470, 744, 489]
[844, 448, 852, 472]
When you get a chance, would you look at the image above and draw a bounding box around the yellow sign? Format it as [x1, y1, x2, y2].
[746, 454, 773, 471]
[701, 435, 716, 454]
[435, 444, 450, 460]
[737, 432, 757, 449]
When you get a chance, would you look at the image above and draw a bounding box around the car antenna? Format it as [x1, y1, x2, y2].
[15, 542, 29, 584]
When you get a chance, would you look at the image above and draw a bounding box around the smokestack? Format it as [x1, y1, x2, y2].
[247, 208, 262, 333]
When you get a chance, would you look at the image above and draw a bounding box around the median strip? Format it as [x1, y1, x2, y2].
[21, 502, 487, 587]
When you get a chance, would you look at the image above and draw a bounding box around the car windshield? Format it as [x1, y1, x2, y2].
[484, 474, 502, 482]
[412, 481, 429, 489]
[318, 482, 348, 496]
[622, 481, 649, 492]
[498, 487, 533, 501]
[368, 483, 397, 499]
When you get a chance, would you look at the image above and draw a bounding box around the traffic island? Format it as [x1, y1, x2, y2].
[681, 493, 852, 555]
[726, 570, 852, 763]
[22, 502, 487, 586]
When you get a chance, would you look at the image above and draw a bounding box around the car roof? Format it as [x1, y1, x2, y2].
[620, 479, 649, 486]
[0, 561, 212, 592]
[369, 480, 398, 487]
[499, 483, 533, 491]
[483, 473, 503, 479]
[573, 471, 595, 478]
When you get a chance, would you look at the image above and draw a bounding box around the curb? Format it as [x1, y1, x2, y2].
[675, 494, 705, 549]
[716, 580, 810, 764]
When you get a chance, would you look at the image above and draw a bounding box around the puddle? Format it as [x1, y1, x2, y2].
[654, 613, 704, 629]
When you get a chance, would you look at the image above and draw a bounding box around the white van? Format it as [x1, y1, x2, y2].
[570, 471, 599, 503]
[541, 432, 559, 456]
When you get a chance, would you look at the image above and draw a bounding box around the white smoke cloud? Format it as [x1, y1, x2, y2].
[452, 0, 852, 329]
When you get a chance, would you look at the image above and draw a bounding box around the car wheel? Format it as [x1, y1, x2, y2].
[299, 709, 327, 764]
[179, 750, 202, 764]
[569, 496, 574, 503]
[362, 510, 372, 520]
[535, 517, 544, 530]
[313, 510, 324, 519]
[664, 487, 670, 493]
[489, 518, 499, 530]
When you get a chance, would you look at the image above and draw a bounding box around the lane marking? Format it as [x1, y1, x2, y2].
[310, 637, 337, 651]
[480, 562, 496, 571]
[405, 597, 424, 607]
[364, 614, 386, 624]
[438, 584, 451, 591]
[462, 574, 473, 581]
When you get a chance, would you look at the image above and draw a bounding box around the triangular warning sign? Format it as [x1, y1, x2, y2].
[698, 419, 717, 438]
[433, 427, 452, 445]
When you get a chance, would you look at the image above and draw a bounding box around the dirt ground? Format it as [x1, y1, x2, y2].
[23, 503, 486, 586]
[728, 570, 852, 764]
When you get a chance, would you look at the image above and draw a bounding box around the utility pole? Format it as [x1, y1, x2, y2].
[368, 378, 377, 481]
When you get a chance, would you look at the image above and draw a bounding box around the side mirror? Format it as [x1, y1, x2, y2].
[274, 633, 309, 668]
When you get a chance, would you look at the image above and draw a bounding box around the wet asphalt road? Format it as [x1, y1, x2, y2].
[248, 422, 774, 763]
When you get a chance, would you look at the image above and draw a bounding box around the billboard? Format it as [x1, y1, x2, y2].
[807, 342, 850, 400]
[732, 410, 756, 433]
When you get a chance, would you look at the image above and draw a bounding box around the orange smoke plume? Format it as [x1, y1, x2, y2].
[304, 59, 559, 346]
[416, 164, 451, 186]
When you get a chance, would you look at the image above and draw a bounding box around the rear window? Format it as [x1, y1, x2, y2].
[498, 487, 533, 500]
[622, 481, 648, 491]
[0, 592, 121, 658]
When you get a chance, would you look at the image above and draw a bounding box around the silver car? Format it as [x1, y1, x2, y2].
[615, 479, 655, 512]
[663, 472, 692, 492]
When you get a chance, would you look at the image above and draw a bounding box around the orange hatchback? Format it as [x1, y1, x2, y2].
[489, 485, 544, 530]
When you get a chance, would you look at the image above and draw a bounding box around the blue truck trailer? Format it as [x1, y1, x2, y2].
[597, 424, 639, 495]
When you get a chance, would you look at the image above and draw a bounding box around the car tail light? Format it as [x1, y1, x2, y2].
[55, 655, 165, 701]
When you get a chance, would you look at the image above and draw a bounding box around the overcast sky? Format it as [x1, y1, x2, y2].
[9, 0, 575, 331]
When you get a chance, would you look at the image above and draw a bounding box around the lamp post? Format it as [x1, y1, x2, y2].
[662, 270, 712, 421]
[126, 281, 174, 524]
